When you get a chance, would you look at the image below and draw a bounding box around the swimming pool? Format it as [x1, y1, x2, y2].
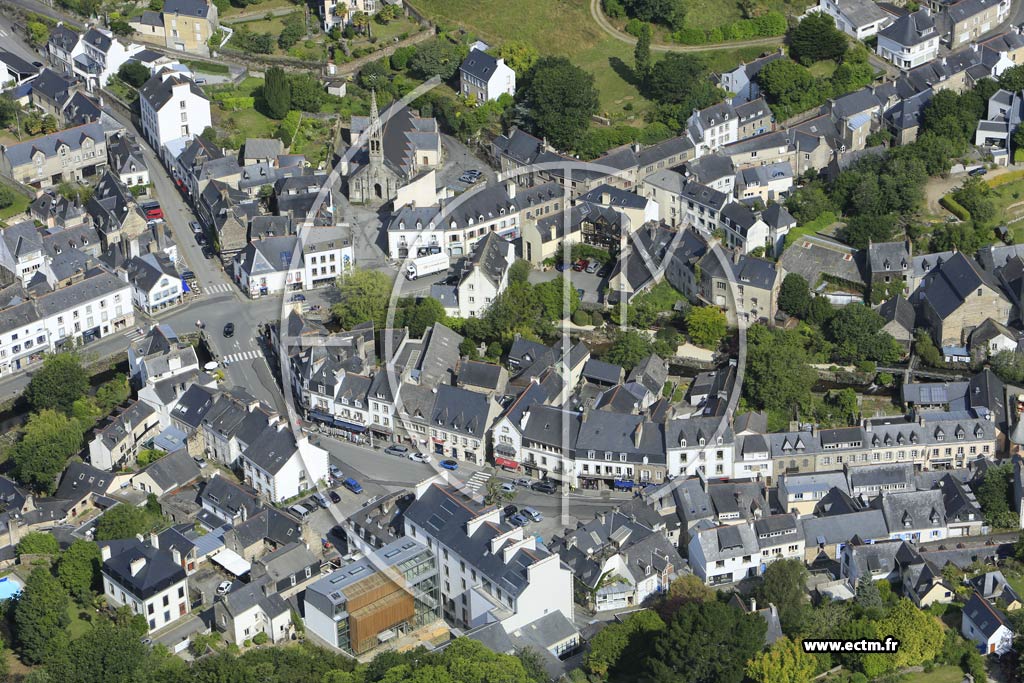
[0, 576, 24, 601]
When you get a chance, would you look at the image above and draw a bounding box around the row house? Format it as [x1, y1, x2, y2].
[88, 399, 161, 471]
[665, 416, 736, 479]
[0, 121, 114, 189]
[239, 421, 329, 502]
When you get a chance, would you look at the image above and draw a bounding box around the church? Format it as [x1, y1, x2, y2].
[346, 92, 443, 205]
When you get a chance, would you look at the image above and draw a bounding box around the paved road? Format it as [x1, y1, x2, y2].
[588, 0, 784, 53]
[0, 15, 43, 65]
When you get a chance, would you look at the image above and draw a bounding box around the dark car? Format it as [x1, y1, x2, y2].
[223, 322, 234, 338]
[968, 166, 988, 176]
[503, 504, 518, 517]
[290, 293, 306, 302]
[328, 490, 341, 504]
[555, 261, 570, 272]
[141, 203, 163, 220]
[181, 270, 195, 280]
[597, 262, 613, 278]
[343, 477, 363, 494]
[195, 233, 207, 245]
[531, 480, 557, 494]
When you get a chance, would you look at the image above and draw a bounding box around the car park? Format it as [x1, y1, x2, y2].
[343, 478, 363, 494]
[384, 444, 409, 457]
[521, 507, 543, 522]
[515, 477, 532, 488]
[328, 490, 341, 504]
[572, 259, 588, 272]
[586, 260, 600, 274]
[409, 452, 430, 463]
[531, 480, 557, 494]
[223, 322, 234, 338]
[440, 459, 459, 471]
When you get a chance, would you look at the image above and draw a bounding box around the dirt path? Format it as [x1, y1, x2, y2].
[924, 165, 1020, 215]
[588, 0, 785, 53]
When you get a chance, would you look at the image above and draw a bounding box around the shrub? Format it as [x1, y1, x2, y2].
[252, 632, 268, 645]
[591, 311, 604, 327]
[940, 194, 970, 221]
[674, 28, 706, 44]
[572, 309, 591, 326]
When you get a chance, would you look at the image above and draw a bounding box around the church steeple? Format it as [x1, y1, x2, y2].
[368, 89, 383, 165]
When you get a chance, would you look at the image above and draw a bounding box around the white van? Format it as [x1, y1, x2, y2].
[289, 504, 311, 520]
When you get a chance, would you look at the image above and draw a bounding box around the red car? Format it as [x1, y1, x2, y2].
[572, 259, 588, 272]
[142, 203, 163, 220]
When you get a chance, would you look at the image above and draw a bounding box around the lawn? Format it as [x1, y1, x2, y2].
[986, 177, 1024, 241]
[183, 59, 230, 75]
[809, 59, 838, 78]
[67, 603, 93, 640]
[219, 0, 295, 19]
[409, 0, 777, 120]
[363, 15, 421, 43]
[0, 180, 30, 222]
[226, 15, 286, 34]
[898, 665, 969, 683]
[782, 211, 841, 250]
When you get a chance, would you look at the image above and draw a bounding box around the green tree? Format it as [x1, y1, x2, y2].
[359, 59, 391, 91]
[331, 269, 392, 329]
[17, 532, 60, 557]
[14, 567, 71, 665]
[95, 504, 159, 541]
[408, 39, 466, 80]
[744, 325, 817, 413]
[779, 273, 812, 318]
[746, 636, 817, 683]
[26, 21, 49, 47]
[855, 577, 883, 609]
[685, 306, 727, 348]
[914, 329, 943, 368]
[398, 297, 446, 337]
[605, 329, 653, 372]
[645, 600, 767, 683]
[483, 477, 515, 506]
[56, 540, 101, 603]
[976, 462, 1015, 528]
[842, 213, 897, 249]
[25, 352, 89, 413]
[509, 259, 531, 284]
[278, 12, 304, 50]
[263, 67, 292, 119]
[758, 559, 809, 635]
[634, 22, 652, 80]
[825, 303, 903, 363]
[45, 622, 150, 683]
[12, 409, 84, 494]
[94, 374, 130, 414]
[517, 56, 599, 151]
[789, 13, 847, 64]
[586, 610, 666, 678]
[953, 176, 997, 226]
[289, 73, 326, 112]
[784, 183, 832, 223]
[497, 40, 539, 75]
[881, 598, 945, 669]
[643, 53, 721, 116]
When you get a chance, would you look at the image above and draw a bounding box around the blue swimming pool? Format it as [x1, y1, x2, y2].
[0, 576, 24, 600]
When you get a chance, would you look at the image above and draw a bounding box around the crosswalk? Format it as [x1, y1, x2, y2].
[201, 283, 234, 295]
[221, 349, 262, 364]
[462, 470, 490, 493]
[125, 327, 147, 343]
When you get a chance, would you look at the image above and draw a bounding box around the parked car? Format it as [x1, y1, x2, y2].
[142, 203, 163, 220]
[223, 322, 234, 338]
[343, 477, 363, 494]
[586, 260, 600, 274]
[290, 293, 306, 302]
[289, 504, 311, 519]
[969, 166, 988, 176]
[195, 232, 207, 246]
[408, 452, 430, 463]
[328, 490, 341, 504]
[440, 459, 459, 471]
[189, 221, 202, 234]
[181, 270, 196, 280]
[329, 464, 343, 480]
[312, 493, 329, 509]
[384, 444, 409, 457]
[514, 477, 532, 488]
[216, 581, 232, 595]
[531, 480, 557, 494]
[555, 261, 570, 272]
[503, 504, 518, 517]
[597, 262, 613, 278]
[572, 259, 588, 272]
[508, 513, 529, 527]
[521, 506, 543, 522]
[500, 482, 516, 493]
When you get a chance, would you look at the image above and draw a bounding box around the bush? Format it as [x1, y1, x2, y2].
[0, 185, 17, 209]
[572, 309, 591, 326]
[674, 27, 706, 44]
[252, 632, 268, 645]
[855, 360, 876, 374]
[940, 194, 970, 221]
[591, 311, 604, 327]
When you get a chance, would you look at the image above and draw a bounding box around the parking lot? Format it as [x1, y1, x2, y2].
[529, 264, 610, 305]
[190, 564, 238, 606]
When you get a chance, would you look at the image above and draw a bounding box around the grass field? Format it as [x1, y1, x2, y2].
[987, 178, 1024, 240]
[220, 0, 295, 19]
[410, 0, 775, 120]
[898, 665, 969, 683]
[0, 181, 30, 222]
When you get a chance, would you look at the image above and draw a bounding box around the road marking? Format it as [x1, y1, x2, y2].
[463, 470, 490, 493]
[125, 328, 146, 342]
[202, 283, 233, 294]
[221, 350, 261, 363]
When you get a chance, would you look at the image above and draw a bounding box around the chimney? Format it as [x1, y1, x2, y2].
[149, 531, 159, 549]
[129, 556, 147, 576]
[506, 180, 516, 199]
[101, 544, 112, 562]
[750, 597, 757, 612]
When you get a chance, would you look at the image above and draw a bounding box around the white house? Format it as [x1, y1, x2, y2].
[47, 24, 85, 76]
[139, 69, 211, 164]
[687, 102, 740, 154]
[963, 592, 1015, 655]
[817, 0, 892, 39]
[688, 522, 760, 585]
[100, 537, 190, 633]
[719, 203, 771, 255]
[232, 236, 302, 298]
[213, 582, 291, 646]
[875, 9, 940, 70]
[754, 514, 805, 571]
[74, 27, 144, 90]
[459, 49, 516, 102]
[439, 232, 515, 319]
[300, 225, 352, 289]
[238, 423, 329, 502]
[88, 400, 161, 471]
[0, 221, 46, 283]
[665, 417, 736, 479]
[124, 253, 184, 314]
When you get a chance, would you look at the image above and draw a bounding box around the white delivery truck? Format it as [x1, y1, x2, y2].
[406, 252, 449, 280]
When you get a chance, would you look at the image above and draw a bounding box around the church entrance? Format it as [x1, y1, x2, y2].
[374, 182, 383, 199]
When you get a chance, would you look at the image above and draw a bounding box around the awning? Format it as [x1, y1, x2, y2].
[494, 443, 517, 456]
[334, 420, 367, 433]
[181, 278, 191, 293]
[494, 457, 518, 469]
[308, 411, 367, 433]
[210, 548, 250, 576]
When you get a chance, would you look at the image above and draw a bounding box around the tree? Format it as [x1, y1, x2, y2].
[881, 598, 944, 669]
[586, 610, 666, 678]
[605, 329, 653, 371]
[746, 637, 817, 683]
[14, 567, 71, 665]
[56, 540, 101, 602]
[359, 59, 391, 91]
[263, 67, 291, 119]
[645, 600, 767, 683]
[17, 532, 60, 557]
[117, 61, 151, 88]
[509, 259, 532, 284]
[624, 0, 685, 28]
[497, 41, 539, 75]
[993, 348, 1024, 383]
[25, 352, 89, 413]
[278, 12, 304, 50]
[1000, 64, 1024, 92]
[915, 329, 943, 368]
[779, 273, 812, 318]
[517, 56, 599, 151]
[953, 176, 997, 227]
[685, 306, 727, 348]
[11, 409, 84, 494]
[842, 213, 897, 249]
[95, 504, 157, 541]
[26, 21, 49, 47]
[758, 559, 809, 635]
[483, 477, 515, 506]
[744, 325, 817, 413]
[976, 462, 1016, 528]
[657, 574, 714, 619]
[45, 622, 150, 683]
[643, 53, 720, 111]
[634, 22, 652, 80]
[398, 297, 446, 337]
[824, 303, 903, 363]
[855, 577, 883, 609]
[331, 269, 392, 329]
[289, 73, 326, 112]
[789, 13, 847, 65]
[408, 39, 466, 80]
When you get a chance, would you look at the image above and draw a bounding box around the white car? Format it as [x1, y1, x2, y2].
[408, 452, 430, 463]
[216, 580, 232, 596]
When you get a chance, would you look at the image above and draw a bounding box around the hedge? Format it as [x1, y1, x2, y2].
[672, 12, 785, 45]
[940, 194, 971, 221]
[217, 96, 256, 111]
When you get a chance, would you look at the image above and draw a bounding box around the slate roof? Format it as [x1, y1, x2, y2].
[430, 385, 491, 437]
[878, 489, 946, 531]
[242, 425, 299, 475]
[200, 474, 262, 520]
[868, 241, 911, 274]
[680, 180, 729, 211]
[170, 384, 217, 429]
[230, 507, 301, 549]
[694, 523, 759, 561]
[948, 0, 1005, 23]
[460, 48, 501, 81]
[576, 412, 665, 462]
[582, 358, 623, 385]
[878, 9, 936, 46]
[878, 295, 916, 333]
[138, 449, 202, 492]
[916, 252, 997, 320]
[578, 183, 650, 210]
[139, 71, 204, 112]
[458, 359, 503, 391]
[164, 0, 210, 16]
[683, 154, 736, 184]
[522, 405, 581, 450]
[2, 122, 106, 167]
[55, 461, 112, 499]
[778, 234, 865, 288]
[963, 591, 1011, 638]
[834, 0, 891, 28]
[101, 537, 186, 599]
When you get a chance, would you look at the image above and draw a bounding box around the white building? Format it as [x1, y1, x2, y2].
[438, 232, 515, 319]
[213, 582, 292, 647]
[817, 0, 892, 39]
[875, 9, 939, 70]
[665, 417, 736, 479]
[0, 221, 46, 283]
[238, 423, 329, 502]
[459, 49, 516, 102]
[754, 514, 805, 570]
[100, 537, 190, 633]
[74, 27, 144, 90]
[687, 102, 739, 154]
[139, 69, 211, 164]
[124, 253, 184, 314]
[963, 592, 1015, 655]
[688, 522, 760, 585]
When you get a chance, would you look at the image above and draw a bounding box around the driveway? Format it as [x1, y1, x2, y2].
[529, 265, 609, 305]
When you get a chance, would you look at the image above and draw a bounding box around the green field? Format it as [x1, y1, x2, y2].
[409, 0, 776, 120]
[219, 0, 294, 19]
[987, 178, 1024, 240]
[0, 180, 30, 222]
[898, 665, 971, 683]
